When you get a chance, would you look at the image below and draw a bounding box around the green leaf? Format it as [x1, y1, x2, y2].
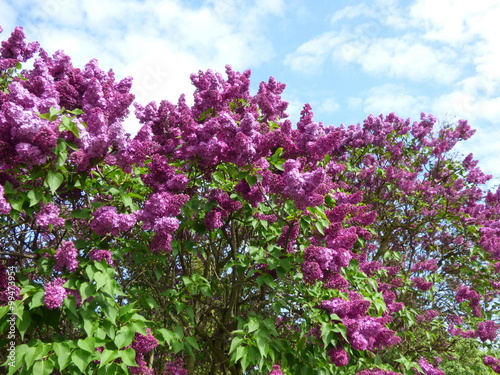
[27, 190, 43, 207]
[16, 309, 31, 339]
[185, 336, 200, 351]
[10, 197, 24, 212]
[99, 349, 120, 368]
[247, 317, 260, 333]
[29, 289, 45, 309]
[71, 208, 92, 219]
[78, 282, 96, 301]
[245, 175, 257, 187]
[47, 172, 64, 194]
[72, 349, 93, 373]
[32, 359, 54, 375]
[229, 337, 244, 355]
[114, 329, 135, 349]
[24, 345, 44, 369]
[7, 344, 26, 375]
[94, 271, 108, 291]
[119, 347, 137, 367]
[78, 337, 96, 353]
[53, 342, 72, 370]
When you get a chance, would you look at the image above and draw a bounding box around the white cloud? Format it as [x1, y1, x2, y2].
[340, 36, 461, 84]
[362, 84, 430, 119]
[409, 0, 499, 44]
[317, 97, 339, 113]
[284, 31, 345, 73]
[330, 4, 373, 23]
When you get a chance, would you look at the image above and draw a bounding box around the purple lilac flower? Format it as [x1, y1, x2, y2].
[129, 353, 153, 375]
[154, 217, 180, 235]
[205, 207, 227, 230]
[35, 203, 65, 229]
[54, 241, 78, 272]
[88, 249, 114, 266]
[269, 365, 284, 375]
[0, 26, 39, 62]
[254, 213, 278, 223]
[411, 277, 433, 291]
[90, 206, 137, 236]
[44, 278, 67, 309]
[327, 346, 349, 367]
[356, 369, 403, 375]
[411, 259, 438, 272]
[0, 184, 10, 214]
[476, 320, 498, 342]
[417, 357, 445, 375]
[301, 261, 323, 284]
[455, 285, 482, 317]
[163, 356, 188, 375]
[131, 328, 159, 353]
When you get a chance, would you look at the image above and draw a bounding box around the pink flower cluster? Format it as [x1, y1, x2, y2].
[163, 356, 188, 375]
[356, 370, 403, 375]
[136, 191, 189, 252]
[90, 206, 137, 236]
[411, 277, 433, 291]
[327, 346, 349, 367]
[343, 315, 401, 351]
[416, 357, 444, 375]
[88, 249, 113, 266]
[129, 328, 159, 375]
[484, 356, 500, 374]
[269, 365, 284, 375]
[54, 241, 78, 272]
[35, 203, 65, 229]
[0, 27, 134, 170]
[44, 278, 67, 309]
[456, 285, 482, 317]
[0, 184, 10, 214]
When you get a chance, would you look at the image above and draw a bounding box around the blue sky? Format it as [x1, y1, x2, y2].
[1, 0, 499, 183]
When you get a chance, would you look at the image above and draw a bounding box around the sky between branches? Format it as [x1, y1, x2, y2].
[1, 0, 499, 183]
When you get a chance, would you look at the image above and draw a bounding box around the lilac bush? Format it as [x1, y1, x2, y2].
[0, 26, 499, 375]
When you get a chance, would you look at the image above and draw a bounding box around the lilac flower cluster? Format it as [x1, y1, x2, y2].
[136, 191, 189, 252]
[484, 356, 500, 374]
[1, 27, 134, 171]
[90, 206, 137, 236]
[416, 310, 439, 323]
[0, 26, 39, 64]
[44, 278, 67, 309]
[416, 357, 444, 375]
[343, 315, 401, 351]
[54, 241, 78, 272]
[356, 369, 403, 375]
[411, 259, 438, 272]
[35, 203, 65, 229]
[327, 345, 350, 367]
[476, 320, 498, 342]
[163, 356, 188, 375]
[456, 285, 482, 317]
[88, 249, 114, 265]
[0, 184, 10, 214]
[411, 277, 433, 291]
[269, 365, 284, 375]
[129, 328, 159, 375]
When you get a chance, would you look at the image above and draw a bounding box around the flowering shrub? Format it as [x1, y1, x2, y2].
[0, 26, 499, 374]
